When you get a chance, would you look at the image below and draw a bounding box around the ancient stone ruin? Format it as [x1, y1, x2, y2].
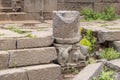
[0, 0, 120, 80]
[53, 11, 87, 66]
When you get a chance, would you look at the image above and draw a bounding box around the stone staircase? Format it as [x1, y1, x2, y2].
[0, 28, 61, 80]
[0, 0, 41, 24]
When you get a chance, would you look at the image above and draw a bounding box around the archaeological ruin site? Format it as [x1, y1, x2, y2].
[0, 0, 120, 80]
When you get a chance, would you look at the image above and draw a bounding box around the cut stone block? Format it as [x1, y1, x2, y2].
[53, 11, 80, 44]
[0, 64, 61, 80]
[8, 47, 57, 67]
[106, 59, 120, 71]
[24, 0, 42, 12]
[82, 26, 120, 43]
[0, 13, 9, 21]
[24, 0, 57, 13]
[0, 69, 28, 80]
[98, 30, 120, 43]
[22, 64, 61, 80]
[0, 0, 11, 4]
[0, 38, 17, 50]
[64, 0, 102, 3]
[112, 41, 120, 52]
[8, 12, 35, 21]
[73, 63, 104, 80]
[0, 51, 9, 70]
[17, 31, 54, 49]
[44, 0, 57, 12]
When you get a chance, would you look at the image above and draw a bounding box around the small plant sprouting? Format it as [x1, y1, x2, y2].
[100, 48, 120, 60]
[7, 26, 29, 34]
[26, 33, 37, 38]
[81, 6, 118, 21]
[93, 67, 115, 80]
[80, 29, 97, 53]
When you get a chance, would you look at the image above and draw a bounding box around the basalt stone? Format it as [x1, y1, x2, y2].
[53, 11, 80, 44]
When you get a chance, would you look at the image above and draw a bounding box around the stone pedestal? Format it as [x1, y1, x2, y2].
[54, 43, 87, 66]
[53, 11, 86, 67]
[53, 11, 80, 44]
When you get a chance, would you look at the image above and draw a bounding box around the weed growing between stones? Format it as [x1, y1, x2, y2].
[93, 66, 115, 80]
[81, 6, 118, 21]
[26, 33, 37, 38]
[80, 29, 97, 54]
[62, 67, 79, 75]
[7, 26, 30, 34]
[100, 48, 120, 60]
[80, 28, 120, 66]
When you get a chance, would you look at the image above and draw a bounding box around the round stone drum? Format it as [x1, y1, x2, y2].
[53, 11, 80, 44]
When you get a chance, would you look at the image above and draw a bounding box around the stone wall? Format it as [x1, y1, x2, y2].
[24, 0, 57, 20]
[57, 0, 120, 15]
[1, 0, 120, 20]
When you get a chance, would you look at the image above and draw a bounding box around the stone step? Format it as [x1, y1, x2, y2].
[0, 12, 41, 23]
[0, 64, 61, 80]
[0, 29, 53, 50]
[0, 47, 57, 70]
[106, 59, 120, 71]
[73, 63, 104, 80]
[8, 12, 36, 21]
[0, 7, 13, 12]
[82, 26, 120, 43]
[0, 12, 36, 21]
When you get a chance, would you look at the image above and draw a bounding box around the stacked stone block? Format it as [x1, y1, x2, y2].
[0, 29, 61, 80]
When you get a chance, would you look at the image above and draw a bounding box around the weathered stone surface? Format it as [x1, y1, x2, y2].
[0, 13, 9, 21]
[106, 59, 120, 71]
[112, 41, 120, 52]
[44, 0, 57, 12]
[94, 3, 120, 15]
[98, 30, 120, 43]
[0, 51, 9, 70]
[0, 38, 16, 50]
[22, 64, 61, 80]
[0, 69, 28, 80]
[64, 0, 102, 3]
[53, 11, 80, 44]
[54, 43, 87, 66]
[73, 63, 104, 80]
[0, 64, 61, 80]
[82, 26, 120, 43]
[102, 0, 118, 2]
[8, 12, 35, 21]
[57, 2, 93, 11]
[115, 72, 120, 80]
[0, 0, 11, 4]
[24, 0, 57, 13]
[8, 47, 57, 67]
[17, 31, 53, 49]
[24, 0, 42, 12]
